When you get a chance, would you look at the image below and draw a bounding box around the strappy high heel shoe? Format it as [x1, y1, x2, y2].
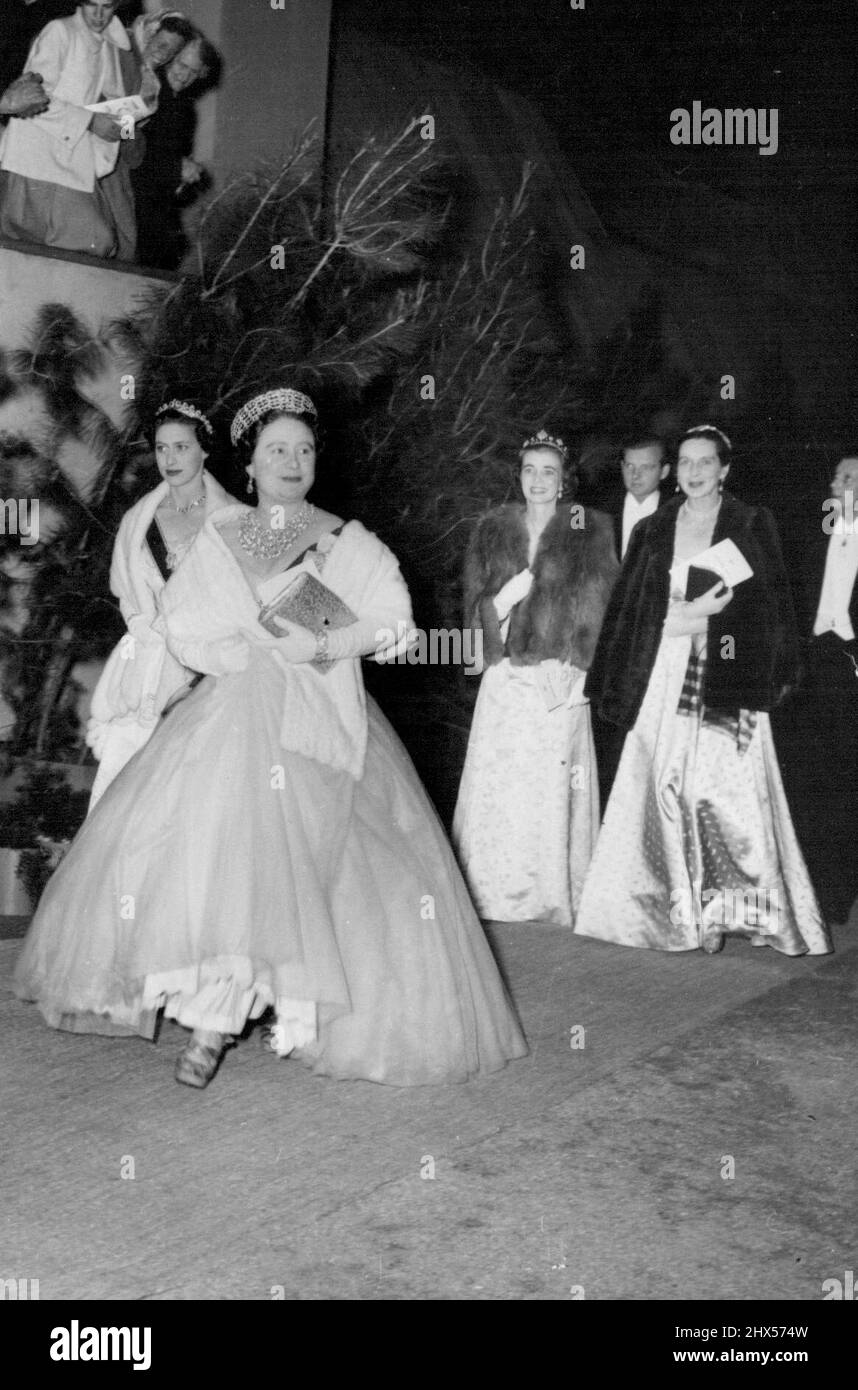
[175, 1032, 229, 1088]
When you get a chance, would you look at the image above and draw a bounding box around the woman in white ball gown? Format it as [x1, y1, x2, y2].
[86, 399, 233, 806]
[14, 388, 527, 1088]
[574, 426, 831, 957]
[453, 429, 619, 927]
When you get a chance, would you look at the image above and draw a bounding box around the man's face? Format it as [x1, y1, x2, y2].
[144, 31, 186, 70]
[830, 457, 858, 505]
[80, 3, 119, 35]
[166, 43, 207, 93]
[621, 445, 668, 503]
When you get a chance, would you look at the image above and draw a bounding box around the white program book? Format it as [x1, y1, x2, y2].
[671, 538, 754, 594]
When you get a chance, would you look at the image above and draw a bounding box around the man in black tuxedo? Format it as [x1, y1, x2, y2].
[611, 433, 671, 559]
[593, 433, 671, 804]
[773, 454, 858, 924]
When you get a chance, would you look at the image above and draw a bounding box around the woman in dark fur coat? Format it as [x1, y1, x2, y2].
[574, 426, 830, 958]
[452, 429, 619, 927]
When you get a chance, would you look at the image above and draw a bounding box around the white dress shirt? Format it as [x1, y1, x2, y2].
[621, 490, 660, 557]
[0, 12, 130, 192]
[814, 523, 858, 640]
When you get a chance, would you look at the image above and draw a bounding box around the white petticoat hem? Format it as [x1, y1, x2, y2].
[140, 959, 318, 1050]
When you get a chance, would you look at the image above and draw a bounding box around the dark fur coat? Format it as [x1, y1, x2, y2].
[463, 504, 619, 669]
[585, 492, 800, 729]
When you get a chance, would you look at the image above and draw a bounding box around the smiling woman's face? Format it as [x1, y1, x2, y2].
[676, 437, 729, 501]
[248, 416, 316, 502]
[520, 447, 563, 504]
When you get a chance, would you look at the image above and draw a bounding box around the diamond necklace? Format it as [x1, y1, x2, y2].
[238, 502, 316, 559]
[680, 498, 721, 529]
[168, 492, 206, 514]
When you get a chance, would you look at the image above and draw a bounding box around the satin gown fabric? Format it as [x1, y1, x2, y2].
[14, 523, 527, 1086]
[453, 659, 599, 927]
[573, 624, 831, 956]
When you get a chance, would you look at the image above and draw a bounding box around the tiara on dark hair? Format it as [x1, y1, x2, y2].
[519, 428, 569, 463]
[684, 424, 732, 450]
[230, 388, 317, 445]
[155, 399, 213, 436]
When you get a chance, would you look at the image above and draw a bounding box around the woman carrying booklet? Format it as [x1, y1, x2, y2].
[453, 429, 619, 927]
[574, 425, 830, 957]
[14, 387, 527, 1089]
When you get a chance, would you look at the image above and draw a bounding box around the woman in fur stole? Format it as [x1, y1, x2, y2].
[86, 400, 232, 806]
[453, 429, 619, 927]
[574, 426, 830, 957]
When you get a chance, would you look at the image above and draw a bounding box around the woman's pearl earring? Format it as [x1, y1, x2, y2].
[246, 472, 254, 495]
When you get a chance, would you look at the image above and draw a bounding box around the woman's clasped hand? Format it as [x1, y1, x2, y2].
[241, 616, 318, 663]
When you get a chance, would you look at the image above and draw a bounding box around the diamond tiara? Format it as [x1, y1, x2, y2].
[685, 424, 732, 449]
[520, 428, 569, 463]
[230, 388, 318, 446]
[156, 399, 213, 436]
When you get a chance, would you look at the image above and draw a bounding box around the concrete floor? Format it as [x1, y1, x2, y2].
[1, 911, 855, 1300]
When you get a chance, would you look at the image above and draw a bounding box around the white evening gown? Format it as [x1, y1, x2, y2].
[573, 624, 831, 956]
[14, 514, 527, 1085]
[453, 658, 599, 927]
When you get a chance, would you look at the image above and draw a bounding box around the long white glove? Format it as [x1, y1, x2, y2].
[166, 631, 250, 677]
[492, 568, 533, 622]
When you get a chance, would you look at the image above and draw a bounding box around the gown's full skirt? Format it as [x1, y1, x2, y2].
[13, 655, 527, 1085]
[573, 631, 831, 955]
[453, 659, 599, 927]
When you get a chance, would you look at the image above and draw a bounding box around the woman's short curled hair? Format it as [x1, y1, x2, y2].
[235, 408, 321, 463]
[237, 408, 322, 500]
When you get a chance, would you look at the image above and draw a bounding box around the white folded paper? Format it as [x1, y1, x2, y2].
[671, 538, 754, 592]
[85, 95, 151, 123]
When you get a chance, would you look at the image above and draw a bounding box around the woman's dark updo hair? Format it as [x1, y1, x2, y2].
[678, 425, 732, 468]
[151, 407, 211, 452]
[236, 408, 322, 464]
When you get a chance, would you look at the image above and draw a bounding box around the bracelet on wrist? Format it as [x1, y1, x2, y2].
[315, 628, 330, 662]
